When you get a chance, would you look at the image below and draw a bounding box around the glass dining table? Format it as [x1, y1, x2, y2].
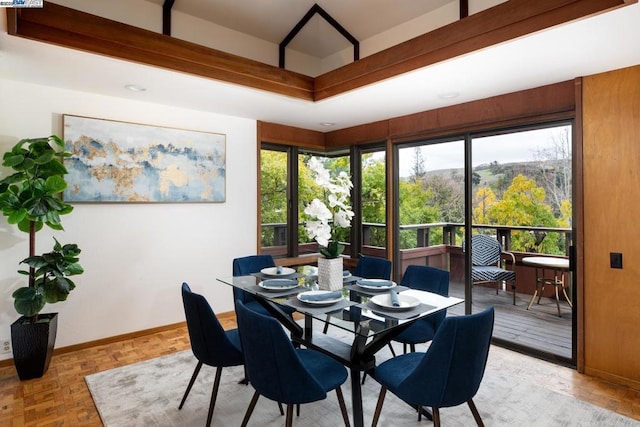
[217, 270, 463, 427]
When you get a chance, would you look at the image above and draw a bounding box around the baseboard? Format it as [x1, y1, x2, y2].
[0, 310, 237, 368]
[584, 366, 640, 392]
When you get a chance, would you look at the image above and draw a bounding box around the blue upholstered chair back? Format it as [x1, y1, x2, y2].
[400, 265, 450, 328]
[232, 255, 276, 303]
[396, 306, 495, 408]
[470, 234, 502, 266]
[181, 283, 243, 367]
[235, 300, 327, 404]
[353, 255, 392, 279]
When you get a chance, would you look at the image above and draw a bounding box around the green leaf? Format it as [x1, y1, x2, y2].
[34, 151, 55, 164]
[45, 175, 67, 193]
[13, 287, 46, 317]
[7, 207, 27, 225]
[2, 154, 24, 167]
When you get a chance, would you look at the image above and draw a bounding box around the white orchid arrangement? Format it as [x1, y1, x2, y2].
[304, 157, 354, 259]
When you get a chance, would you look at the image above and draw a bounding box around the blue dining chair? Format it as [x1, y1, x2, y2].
[353, 255, 392, 280]
[232, 254, 295, 317]
[391, 265, 450, 354]
[179, 283, 244, 427]
[371, 306, 495, 427]
[235, 300, 351, 427]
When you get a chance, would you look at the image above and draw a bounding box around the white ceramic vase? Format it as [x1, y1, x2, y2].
[317, 256, 343, 291]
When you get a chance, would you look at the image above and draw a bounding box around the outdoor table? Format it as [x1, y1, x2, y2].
[217, 274, 463, 427]
[522, 256, 572, 317]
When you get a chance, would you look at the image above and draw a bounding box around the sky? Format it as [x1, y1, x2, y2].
[397, 124, 571, 177]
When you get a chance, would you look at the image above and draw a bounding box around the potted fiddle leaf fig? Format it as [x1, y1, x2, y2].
[0, 135, 83, 380]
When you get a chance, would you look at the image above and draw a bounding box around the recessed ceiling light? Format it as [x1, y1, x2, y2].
[125, 84, 147, 92]
[320, 122, 336, 127]
[438, 92, 459, 99]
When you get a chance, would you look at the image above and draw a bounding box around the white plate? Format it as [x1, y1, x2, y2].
[297, 291, 343, 306]
[356, 279, 397, 290]
[258, 279, 299, 291]
[370, 293, 420, 311]
[261, 266, 296, 277]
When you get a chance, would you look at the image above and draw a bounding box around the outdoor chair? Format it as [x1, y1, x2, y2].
[370, 306, 495, 427]
[235, 300, 351, 427]
[179, 282, 244, 427]
[468, 234, 517, 305]
[391, 265, 450, 354]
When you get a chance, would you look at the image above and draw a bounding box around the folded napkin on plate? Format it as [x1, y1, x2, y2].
[343, 270, 350, 276]
[389, 289, 401, 307]
[299, 291, 342, 301]
[357, 279, 393, 287]
[262, 279, 298, 287]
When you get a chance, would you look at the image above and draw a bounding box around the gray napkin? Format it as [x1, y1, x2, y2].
[261, 279, 298, 287]
[298, 291, 342, 301]
[389, 289, 400, 307]
[357, 279, 394, 287]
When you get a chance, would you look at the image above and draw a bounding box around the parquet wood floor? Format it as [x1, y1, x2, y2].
[0, 313, 638, 426]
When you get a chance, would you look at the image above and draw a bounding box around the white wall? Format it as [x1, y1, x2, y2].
[0, 79, 257, 361]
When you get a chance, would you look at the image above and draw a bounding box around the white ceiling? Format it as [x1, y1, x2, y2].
[144, 0, 453, 58]
[1, 2, 639, 132]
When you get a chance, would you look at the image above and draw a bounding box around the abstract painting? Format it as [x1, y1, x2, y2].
[62, 115, 226, 202]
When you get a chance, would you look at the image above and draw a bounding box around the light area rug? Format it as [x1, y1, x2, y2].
[86, 328, 639, 427]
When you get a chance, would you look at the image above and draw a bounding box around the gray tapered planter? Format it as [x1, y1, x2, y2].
[11, 313, 58, 380]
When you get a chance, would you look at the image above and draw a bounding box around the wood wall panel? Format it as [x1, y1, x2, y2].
[258, 121, 324, 149]
[582, 65, 640, 390]
[325, 120, 389, 149]
[389, 81, 576, 141]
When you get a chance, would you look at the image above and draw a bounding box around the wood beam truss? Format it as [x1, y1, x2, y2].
[6, 0, 633, 102]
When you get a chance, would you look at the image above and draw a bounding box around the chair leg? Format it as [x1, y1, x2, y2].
[417, 405, 422, 422]
[241, 390, 260, 427]
[361, 372, 367, 385]
[371, 386, 387, 427]
[323, 314, 330, 334]
[296, 404, 300, 417]
[285, 404, 294, 427]
[335, 386, 351, 427]
[403, 343, 407, 354]
[467, 399, 485, 427]
[278, 402, 284, 415]
[432, 407, 441, 427]
[178, 361, 203, 409]
[410, 344, 416, 353]
[205, 367, 223, 427]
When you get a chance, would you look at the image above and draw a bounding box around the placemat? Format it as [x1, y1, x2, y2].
[284, 297, 358, 316]
[251, 272, 303, 281]
[245, 284, 304, 298]
[345, 284, 409, 296]
[356, 301, 437, 320]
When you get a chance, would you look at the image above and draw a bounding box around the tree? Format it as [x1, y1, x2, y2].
[483, 174, 562, 253]
[532, 127, 572, 220]
[361, 155, 386, 246]
[410, 147, 426, 182]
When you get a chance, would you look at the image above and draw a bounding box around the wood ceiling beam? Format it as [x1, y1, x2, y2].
[5, 0, 634, 103]
[314, 0, 632, 100]
[6, 2, 314, 100]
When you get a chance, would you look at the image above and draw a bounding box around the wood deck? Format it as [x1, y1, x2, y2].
[447, 281, 573, 362]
